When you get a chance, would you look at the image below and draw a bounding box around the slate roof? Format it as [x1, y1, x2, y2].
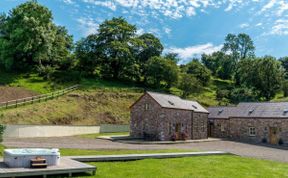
[146, 91, 209, 113]
[208, 102, 288, 119]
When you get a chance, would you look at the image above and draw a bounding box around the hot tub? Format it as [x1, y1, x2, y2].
[4, 148, 60, 168]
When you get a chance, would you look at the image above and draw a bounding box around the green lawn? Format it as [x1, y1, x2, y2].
[77, 155, 288, 178]
[77, 132, 129, 139]
[60, 148, 196, 156]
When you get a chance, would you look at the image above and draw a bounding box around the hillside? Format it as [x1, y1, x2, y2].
[1, 72, 287, 125]
[0, 73, 232, 125]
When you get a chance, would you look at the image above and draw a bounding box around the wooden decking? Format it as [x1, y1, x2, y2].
[0, 157, 96, 178]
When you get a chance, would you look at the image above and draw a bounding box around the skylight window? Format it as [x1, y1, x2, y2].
[168, 101, 174, 106]
[284, 109, 288, 114]
[248, 109, 254, 114]
[218, 109, 223, 114]
[192, 105, 198, 109]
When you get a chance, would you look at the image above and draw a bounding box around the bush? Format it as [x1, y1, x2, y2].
[278, 138, 284, 145]
[228, 87, 258, 104]
[0, 125, 6, 142]
[178, 74, 202, 98]
[216, 89, 230, 101]
[37, 65, 56, 80]
[180, 132, 189, 141]
[261, 138, 267, 143]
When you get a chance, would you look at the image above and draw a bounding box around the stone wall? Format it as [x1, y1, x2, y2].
[192, 112, 208, 139]
[130, 94, 163, 139]
[210, 117, 288, 145]
[209, 119, 230, 138]
[130, 93, 208, 141]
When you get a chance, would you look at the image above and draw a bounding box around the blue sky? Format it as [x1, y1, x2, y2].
[1, 0, 288, 63]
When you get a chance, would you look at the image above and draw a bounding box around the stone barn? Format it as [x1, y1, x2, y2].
[208, 102, 288, 145]
[130, 91, 209, 141]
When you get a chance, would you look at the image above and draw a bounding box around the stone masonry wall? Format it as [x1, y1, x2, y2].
[229, 118, 288, 144]
[209, 119, 230, 138]
[210, 117, 288, 145]
[192, 112, 208, 139]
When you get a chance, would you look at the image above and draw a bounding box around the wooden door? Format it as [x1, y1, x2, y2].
[175, 123, 181, 140]
[208, 123, 214, 137]
[269, 127, 278, 144]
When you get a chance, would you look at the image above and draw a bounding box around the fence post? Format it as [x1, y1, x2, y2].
[15, 100, 17, 108]
[6, 102, 8, 109]
[31, 97, 34, 104]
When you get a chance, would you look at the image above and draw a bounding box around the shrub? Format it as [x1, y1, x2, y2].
[278, 138, 284, 145]
[180, 132, 189, 141]
[0, 124, 6, 142]
[261, 138, 267, 143]
[37, 65, 56, 80]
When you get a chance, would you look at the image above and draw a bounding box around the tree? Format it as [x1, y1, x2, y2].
[178, 73, 202, 98]
[75, 34, 100, 74]
[0, 1, 72, 71]
[137, 33, 163, 63]
[279, 57, 288, 79]
[228, 87, 258, 104]
[96, 17, 140, 81]
[201, 51, 235, 79]
[165, 52, 180, 64]
[184, 60, 211, 86]
[145, 56, 178, 88]
[282, 80, 288, 97]
[222, 33, 255, 60]
[237, 56, 285, 100]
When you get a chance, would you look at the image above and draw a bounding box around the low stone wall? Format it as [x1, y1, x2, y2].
[100, 124, 130, 133]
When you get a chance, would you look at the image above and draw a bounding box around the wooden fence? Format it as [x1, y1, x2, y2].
[0, 85, 79, 110]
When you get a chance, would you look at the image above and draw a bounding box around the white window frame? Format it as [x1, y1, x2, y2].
[249, 127, 256, 136]
[144, 103, 149, 110]
[220, 124, 225, 132]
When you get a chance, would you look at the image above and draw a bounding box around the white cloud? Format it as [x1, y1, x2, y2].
[240, 23, 249, 28]
[163, 27, 171, 34]
[166, 43, 223, 64]
[82, 0, 117, 11]
[77, 17, 100, 36]
[63, 0, 74, 4]
[270, 19, 288, 35]
[260, 0, 276, 12]
[256, 22, 262, 26]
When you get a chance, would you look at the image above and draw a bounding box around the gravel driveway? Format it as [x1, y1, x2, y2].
[3, 137, 288, 162]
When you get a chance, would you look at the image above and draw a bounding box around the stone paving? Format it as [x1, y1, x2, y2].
[3, 137, 288, 162]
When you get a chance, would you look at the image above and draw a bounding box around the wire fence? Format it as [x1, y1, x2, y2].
[0, 85, 79, 110]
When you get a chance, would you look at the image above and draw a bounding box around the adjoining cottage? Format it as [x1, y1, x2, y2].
[130, 91, 209, 141]
[208, 102, 288, 145]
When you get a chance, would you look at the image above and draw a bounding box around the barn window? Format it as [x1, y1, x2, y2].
[220, 124, 225, 132]
[249, 127, 256, 136]
[144, 103, 150, 110]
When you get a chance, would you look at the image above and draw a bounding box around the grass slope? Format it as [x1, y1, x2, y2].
[79, 155, 288, 178]
[0, 73, 286, 125]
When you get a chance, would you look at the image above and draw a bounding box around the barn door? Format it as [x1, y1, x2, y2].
[269, 127, 278, 144]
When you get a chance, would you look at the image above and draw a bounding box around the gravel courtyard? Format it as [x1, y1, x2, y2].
[3, 137, 288, 163]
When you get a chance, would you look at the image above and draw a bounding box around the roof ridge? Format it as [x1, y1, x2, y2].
[146, 91, 180, 98]
[239, 101, 288, 104]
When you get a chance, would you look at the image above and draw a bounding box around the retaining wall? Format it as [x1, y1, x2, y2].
[3, 124, 129, 138]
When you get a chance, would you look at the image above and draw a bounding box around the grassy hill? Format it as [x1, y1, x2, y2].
[0, 72, 286, 125]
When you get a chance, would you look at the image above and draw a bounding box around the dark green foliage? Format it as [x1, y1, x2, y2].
[75, 34, 99, 74]
[236, 56, 285, 100]
[222, 33, 255, 60]
[96, 17, 140, 81]
[279, 57, 288, 79]
[178, 73, 202, 98]
[282, 80, 288, 97]
[202, 52, 235, 80]
[145, 56, 178, 88]
[216, 89, 230, 101]
[165, 52, 180, 64]
[184, 60, 211, 86]
[0, 124, 5, 143]
[228, 87, 258, 104]
[0, 1, 73, 71]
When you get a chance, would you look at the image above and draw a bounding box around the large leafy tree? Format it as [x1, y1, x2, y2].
[201, 51, 235, 79]
[178, 73, 202, 98]
[75, 34, 99, 74]
[279, 57, 288, 79]
[222, 33, 255, 60]
[0, 1, 72, 71]
[237, 56, 285, 100]
[183, 60, 211, 86]
[145, 56, 178, 88]
[96, 17, 140, 80]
